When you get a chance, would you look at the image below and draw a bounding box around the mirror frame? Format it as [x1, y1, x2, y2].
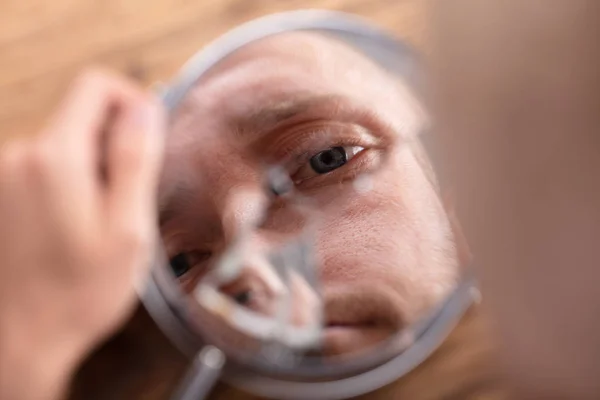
[141, 9, 478, 400]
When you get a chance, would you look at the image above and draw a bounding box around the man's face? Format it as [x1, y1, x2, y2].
[159, 32, 461, 356]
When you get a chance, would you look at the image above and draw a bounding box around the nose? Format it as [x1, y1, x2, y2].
[207, 187, 323, 346]
[220, 186, 269, 244]
[215, 257, 321, 328]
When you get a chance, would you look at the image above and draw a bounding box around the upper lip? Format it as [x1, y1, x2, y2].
[322, 285, 405, 330]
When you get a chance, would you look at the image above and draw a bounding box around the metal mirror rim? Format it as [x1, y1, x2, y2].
[141, 8, 477, 399]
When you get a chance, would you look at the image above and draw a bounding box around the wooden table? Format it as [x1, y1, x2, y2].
[0, 1, 509, 398]
[0, 0, 428, 137]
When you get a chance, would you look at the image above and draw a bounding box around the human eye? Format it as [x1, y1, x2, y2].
[256, 113, 392, 193]
[169, 250, 212, 281]
[292, 145, 365, 183]
[219, 276, 269, 311]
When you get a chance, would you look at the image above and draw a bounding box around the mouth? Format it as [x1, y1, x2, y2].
[321, 323, 396, 357]
[319, 286, 405, 356]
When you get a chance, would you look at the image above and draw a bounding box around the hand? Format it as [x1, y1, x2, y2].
[0, 69, 164, 399]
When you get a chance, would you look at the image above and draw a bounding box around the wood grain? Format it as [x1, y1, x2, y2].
[1, 1, 510, 399]
[0, 0, 427, 137]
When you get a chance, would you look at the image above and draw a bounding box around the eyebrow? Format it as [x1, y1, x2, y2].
[231, 94, 352, 138]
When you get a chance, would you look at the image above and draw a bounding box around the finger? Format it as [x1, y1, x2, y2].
[30, 69, 149, 228]
[105, 95, 165, 238]
[44, 68, 146, 167]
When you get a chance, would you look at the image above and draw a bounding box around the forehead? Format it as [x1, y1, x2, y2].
[171, 32, 425, 135]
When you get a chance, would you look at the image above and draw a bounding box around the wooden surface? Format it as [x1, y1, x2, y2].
[68, 305, 509, 400]
[1, 1, 510, 399]
[0, 0, 428, 137]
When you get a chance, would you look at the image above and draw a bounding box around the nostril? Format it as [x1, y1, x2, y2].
[232, 290, 252, 305]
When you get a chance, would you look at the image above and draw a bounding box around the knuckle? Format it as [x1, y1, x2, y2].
[71, 67, 120, 99]
[74, 67, 110, 89]
[117, 228, 152, 255]
[73, 67, 140, 99]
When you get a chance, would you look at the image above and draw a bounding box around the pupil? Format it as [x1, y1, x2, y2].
[170, 254, 190, 278]
[233, 291, 252, 305]
[320, 152, 334, 165]
[309, 147, 347, 174]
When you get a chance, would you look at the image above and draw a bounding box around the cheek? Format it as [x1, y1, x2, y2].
[315, 189, 416, 284]
[315, 153, 458, 297]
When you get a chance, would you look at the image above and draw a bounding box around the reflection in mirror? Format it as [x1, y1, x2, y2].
[157, 30, 467, 369]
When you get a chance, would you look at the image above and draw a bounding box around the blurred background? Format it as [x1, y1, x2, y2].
[0, 0, 428, 137]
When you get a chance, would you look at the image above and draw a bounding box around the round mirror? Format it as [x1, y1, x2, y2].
[141, 9, 476, 400]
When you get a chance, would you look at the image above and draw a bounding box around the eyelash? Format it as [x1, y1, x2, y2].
[168, 249, 212, 288]
[267, 122, 379, 164]
[289, 145, 363, 183]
